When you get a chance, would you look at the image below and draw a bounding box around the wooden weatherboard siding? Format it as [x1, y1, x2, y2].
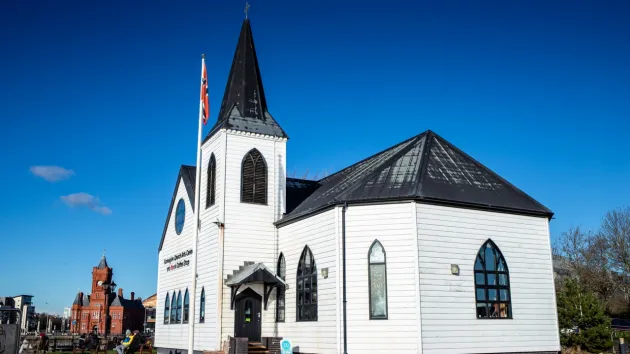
[278, 209, 337, 354]
[220, 131, 287, 344]
[344, 203, 420, 353]
[155, 133, 224, 352]
[416, 203, 560, 354]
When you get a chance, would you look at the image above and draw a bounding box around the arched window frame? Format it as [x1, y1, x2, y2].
[276, 253, 286, 322]
[183, 289, 190, 323]
[164, 293, 170, 324]
[170, 291, 176, 323]
[474, 239, 512, 319]
[368, 240, 388, 320]
[240, 148, 267, 205]
[176, 290, 182, 323]
[200, 287, 205, 323]
[296, 246, 317, 322]
[206, 154, 216, 208]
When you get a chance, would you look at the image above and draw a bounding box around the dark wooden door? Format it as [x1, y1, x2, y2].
[234, 288, 262, 342]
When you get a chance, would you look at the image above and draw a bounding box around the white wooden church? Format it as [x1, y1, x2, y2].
[155, 18, 560, 354]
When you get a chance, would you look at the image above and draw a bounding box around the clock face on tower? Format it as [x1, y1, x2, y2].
[97, 281, 103, 286]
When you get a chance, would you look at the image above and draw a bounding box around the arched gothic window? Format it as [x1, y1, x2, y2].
[206, 154, 216, 208]
[276, 253, 286, 322]
[474, 239, 512, 319]
[241, 148, 267, 204]
[183, 289, 190, 323]
[176, 290, 182, 322]
[297, 246, 317, 321]
[368, 240, 388, 319]
[164, 293, 170, 324]
[200, 287, 206, 323]
[170, 291, 176, 323]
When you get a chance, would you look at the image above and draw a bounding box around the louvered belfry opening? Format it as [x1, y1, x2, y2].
[207, 154, 216, 208]
[241, 148, 267, 204]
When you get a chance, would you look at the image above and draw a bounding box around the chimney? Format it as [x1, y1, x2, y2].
[131, 292, 135, 301]
[118, 288, 123, 298]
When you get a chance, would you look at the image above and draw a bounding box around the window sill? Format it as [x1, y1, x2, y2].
[369, 316, 388, 320]
[476, 317, 513, 320]
[240, 200, 268, 206]
[296, 319, 318, 322]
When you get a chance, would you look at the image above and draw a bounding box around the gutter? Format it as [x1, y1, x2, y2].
[342, 202, 348, 354]
[276, 197, 553, 227]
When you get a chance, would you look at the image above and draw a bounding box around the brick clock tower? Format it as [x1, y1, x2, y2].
[90, 255, 114, 333]
[70, 255, 144, 335]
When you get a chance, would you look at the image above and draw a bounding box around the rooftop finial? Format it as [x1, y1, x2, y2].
[244, 1, 250, 19]
[102, 248, 106, 258]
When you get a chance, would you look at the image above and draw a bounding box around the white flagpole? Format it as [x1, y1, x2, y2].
[188, 54, 205, 354]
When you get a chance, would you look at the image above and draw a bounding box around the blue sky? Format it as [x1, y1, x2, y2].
[0, 0, 628, 314]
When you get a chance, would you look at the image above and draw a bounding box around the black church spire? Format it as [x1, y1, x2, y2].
[206, 18, 287, 140]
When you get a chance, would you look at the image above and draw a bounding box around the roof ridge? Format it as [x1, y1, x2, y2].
[335, 133, 427, 201]
[414, 130, 435, 196]
[430, 132, 552, 215]
[318, 131, 426, 184]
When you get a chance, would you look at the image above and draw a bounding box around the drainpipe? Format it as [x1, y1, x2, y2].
[216, 221, 225, 350]
[342, 202, 348, 354]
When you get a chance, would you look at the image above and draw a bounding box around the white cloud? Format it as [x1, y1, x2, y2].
[30, 165, 75, 182]
[60, 193, 112, 215]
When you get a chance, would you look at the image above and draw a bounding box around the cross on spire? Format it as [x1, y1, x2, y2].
[244, 2, 250, 19]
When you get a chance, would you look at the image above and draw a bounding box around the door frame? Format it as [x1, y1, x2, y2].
[234, 287, 262, 342]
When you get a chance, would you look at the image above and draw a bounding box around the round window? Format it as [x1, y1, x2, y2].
[175, 199, 185, 234]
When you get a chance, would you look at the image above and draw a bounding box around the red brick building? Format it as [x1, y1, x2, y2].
[70, 255, 144, 335]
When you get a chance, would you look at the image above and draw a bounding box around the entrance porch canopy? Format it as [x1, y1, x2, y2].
[226, 262, 286, 310]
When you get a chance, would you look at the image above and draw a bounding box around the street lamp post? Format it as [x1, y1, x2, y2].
[101, 280, 116, 335]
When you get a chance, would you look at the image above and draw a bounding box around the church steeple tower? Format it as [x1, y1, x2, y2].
[206, 18, 287, 140]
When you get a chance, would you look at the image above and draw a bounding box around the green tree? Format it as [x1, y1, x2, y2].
[557, 278, 612, 352]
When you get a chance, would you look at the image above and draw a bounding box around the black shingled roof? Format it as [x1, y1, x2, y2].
[97, 255, 108, 269]
[72, 293, 90, 306]
[204, 19, 287, 141]
[279, 130, 552, 224]
[286, 178, 320, 214]
[110, 295, 144, 309]
[158, 165, 196, 251]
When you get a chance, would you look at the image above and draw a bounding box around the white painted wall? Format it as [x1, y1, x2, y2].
[416, 203, 560, 354]
[155, 132, 224, 352]
[343, 203, 421, 354]
[277, 209, 338, 354]
[219, 131, 287, 344]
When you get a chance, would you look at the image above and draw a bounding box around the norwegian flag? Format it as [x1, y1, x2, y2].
[200, 57, 209, 125]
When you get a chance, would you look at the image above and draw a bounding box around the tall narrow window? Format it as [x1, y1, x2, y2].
[368, 240, 388, 319]
[206, 154, 216, 208]
[183, 289, 190, 323]
[296, 246, 317, 321]
[164, 293, 170, 324]
[241, 148, 267, 204]
[176, 291, 183, 322]
[474, 239, 512, 319]
[200, 287, 205, 323]
[276, 253, 286, 322]
[170, 291, 176, 323]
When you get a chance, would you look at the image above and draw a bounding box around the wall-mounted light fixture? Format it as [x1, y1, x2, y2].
[321, 268, 329, 279]
[451, 264, 460, 276]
